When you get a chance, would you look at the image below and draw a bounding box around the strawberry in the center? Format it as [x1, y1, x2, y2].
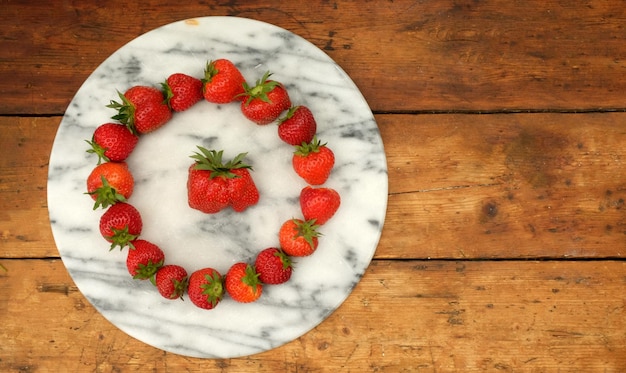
[187, 146, 260, 214]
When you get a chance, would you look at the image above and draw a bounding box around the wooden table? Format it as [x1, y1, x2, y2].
[2, 1, 625, 371]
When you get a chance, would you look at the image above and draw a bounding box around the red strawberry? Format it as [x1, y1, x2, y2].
[278, 218, 320, 257]
[162, 73, 203, 112]
[187, 267, 224, 310]
[187, 147, 258, 213]
[86, 122, 138, 164]
[125, 239, 164, 280]
[300, 186, 341, 225]
[225, 262, 262, 303]
[292, 137, 335, 185]
[107, 86, 172, 134]
[254, 247, 293, 285]
[228, 168, 260, 212]
[187, 162, 230, 213]
[277, 106, 317, 146]
[86, 162, 134, 209]
[155, 264, 188, 300]
[202, 59, 246, 104]
[240, 71, 291, 125]
[99, 202, 143, 250]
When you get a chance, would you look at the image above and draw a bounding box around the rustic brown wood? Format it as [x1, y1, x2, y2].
[2, 1, 626, 114]
[3, 1, 626, 371]
[0, 117, 57, 258]
[379, 112, 626, 259]
[1, 260, 624, 372]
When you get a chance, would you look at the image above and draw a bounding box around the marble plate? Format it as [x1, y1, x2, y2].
[48, 16, 387, 358]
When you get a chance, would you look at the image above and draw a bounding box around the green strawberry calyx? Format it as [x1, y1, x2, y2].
[274, 249, 293, 270]
[242, 264, 262, 294]
[86, 175, 127, 210]
[107, 91, 138, 135]
[160, 80, 175, 111]
[191, 147, 252, 179]
[294, 136, 326, 157]
[85, 139, 110, 165]
[133, 258, 164, 281]
[278, 106, 299, 124]
[240, 71, 280, 106]
[293, 218, 321, 249]
[201, 271, 225, 308]
[168, 276, 189, 300]
[202, 60, 220, 85]
[107, 226, 139, 251]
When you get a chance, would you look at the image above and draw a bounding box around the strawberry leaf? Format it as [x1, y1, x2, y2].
[132, 258, 164, 280]
[201, 271, 224, 308]
[293, 218, 321, 249]
[294, 135, 326, 156]
[190, 146, 252, 179]
[241, 71, 280, 106]
[85, 139, 110, 165]
[107, 91, 138, 135]
[107, 226, 139, 251]
[86, 175, 126, 210]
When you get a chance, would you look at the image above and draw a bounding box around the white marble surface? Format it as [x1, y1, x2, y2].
[48, 16, 387, 358]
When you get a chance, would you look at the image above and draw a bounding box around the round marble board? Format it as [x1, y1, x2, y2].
[47, 16, 388, 359]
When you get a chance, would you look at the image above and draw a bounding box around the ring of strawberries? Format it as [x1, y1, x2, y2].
[85, 59, 341, 309]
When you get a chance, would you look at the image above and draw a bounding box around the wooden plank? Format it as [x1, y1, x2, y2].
[1, 259, 624, 371]
[379, 112, 626, 259]
[2, 113, 626, 259]
[0, 117, 57, 257]
[2, 1, 626, 114]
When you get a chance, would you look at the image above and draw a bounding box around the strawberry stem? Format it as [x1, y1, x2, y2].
[86, 175, 127, 210]
[241, 71, 280, 106]
[107, 91, 138, 135]
[107, 226, 139, 251]
[190, 147, 252, 179]
[202, 271, 225, 308]
[242, 264, 262, 294]
[85, 139, 110, 165]
[133, 258, 164, 280]
[293, 218, 321, 249]
[294, 135, 326, 156]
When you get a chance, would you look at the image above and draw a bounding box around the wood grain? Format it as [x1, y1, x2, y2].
[1, 259, 624, 372]
[379, 113, 626, 259]
[2, 1, 626, 114]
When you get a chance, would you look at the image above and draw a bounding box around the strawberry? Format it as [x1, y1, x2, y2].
[278, 218, 320, 257]
[187, 147, 259, 213]
[187, 267, 224, 310]
[300, 186, 341, 225]
[99, 202, 143, 250]
[187, 162, 230, 213]
[155, 264, 188, 300]
[86, 161, 134, 209]
[277, 106, 317, 146]
[107, 86, 172, 134]
[228, 168, 260, 212]
[240, 71, 291, 125]
[292, 137, 335, 185]
[254, 247, 293, 285]
[202, 59, 246, 104]
[162, 73, 203, 112]
[86, 122, 138, 164]
[225, 262, 262, 303]
[126, 239, 164, 280]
